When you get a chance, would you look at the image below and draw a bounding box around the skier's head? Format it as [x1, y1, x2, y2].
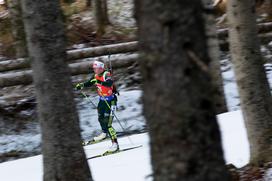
[92, 60, 105, 74]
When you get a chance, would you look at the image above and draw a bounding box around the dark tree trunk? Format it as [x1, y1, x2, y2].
[7, 0, 28, 58]
[20, 0, 93, 180]
[86, 0, 92, 8]
[101, 0, 110, 25]
[94, 0, 110, 36]
[62, 0, 75, 4]
[2, 0, 8, 9]
[203, 0, 228, 114]
[135, 0, 230, 180]
[227, 0, 272, 165]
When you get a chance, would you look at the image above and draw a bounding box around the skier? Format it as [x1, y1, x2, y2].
[76, 60, 119, 152]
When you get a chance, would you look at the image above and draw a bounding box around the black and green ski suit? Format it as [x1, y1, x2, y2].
[82, 70, 118, 143]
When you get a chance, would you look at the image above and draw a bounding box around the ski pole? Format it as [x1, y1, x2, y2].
[82, 90, 134, 145]
[80, 92, 97, 109]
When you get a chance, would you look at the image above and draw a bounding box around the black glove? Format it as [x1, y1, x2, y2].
[75, 83, 84, 90]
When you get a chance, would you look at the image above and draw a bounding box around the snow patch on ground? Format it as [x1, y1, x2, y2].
[79, 89, 145, 141]
[0, 90, 145, 160]
[0, 134, 41, 155]
[217, 111, 250, 168]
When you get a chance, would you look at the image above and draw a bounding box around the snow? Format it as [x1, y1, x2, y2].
[1, 60, 272, 179]
[217, 111, 250, 168]
[0, 133, 152, 181]
[0, 90, 145, 159]
[79, 89, 145, 140]
[2, 108, 272, 181]
[0, 134, 41, 155]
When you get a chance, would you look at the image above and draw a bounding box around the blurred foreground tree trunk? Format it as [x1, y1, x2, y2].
[227, 0, 272, 166]
[135, 0, 230, 180]
[20, 0, 93, 180]
[202, 0, 228, 114]
[7, 0, 28, 58]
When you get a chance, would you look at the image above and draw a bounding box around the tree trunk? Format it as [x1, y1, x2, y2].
[227, 0, 272, 165]
[7, 0, 28, 58]
[0, 53, 139, 88]
[61, 0, 75, 4]
[0, 41, 138, 72]
[101, 0, 110, 25]
[203, 0, 228, 114]
[94, 0, 109, 36]
[20, 0, 93, 180]
[217, 22, 272, 40]
[135, 0, 230, 180]
[2, 0, 8, 9]
[86, 0, 92, 8]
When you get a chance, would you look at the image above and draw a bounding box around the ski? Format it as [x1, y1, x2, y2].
[87, 145, 143, 160]
[82, 137, 110, 146]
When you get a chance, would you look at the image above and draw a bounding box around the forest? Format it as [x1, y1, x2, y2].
[0, 0, 272, 180]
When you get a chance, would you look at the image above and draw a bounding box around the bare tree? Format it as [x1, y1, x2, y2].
[227, 0, 272, 165]
[7, 0, 28, 58]
[135, 0, 230, 180]
[20, 0, 93, 180]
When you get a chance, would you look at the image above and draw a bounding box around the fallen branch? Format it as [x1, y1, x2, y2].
[0, 53, 139, 88]
[0, 41, 138, 72]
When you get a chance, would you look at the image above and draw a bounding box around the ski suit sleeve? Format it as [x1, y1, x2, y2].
[83, 78, 97, 87]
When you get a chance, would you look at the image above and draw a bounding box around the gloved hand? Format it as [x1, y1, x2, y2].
[90, 79, 97, 84]
[75, 83, 84, 90]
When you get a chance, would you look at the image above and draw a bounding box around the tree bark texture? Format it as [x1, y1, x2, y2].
[135, 0, 230, 180]
[94, 0, 109, 36]
[7, 0, 28, 58]
[101, 0, 110, 25]
[217, 22, 272, 39]
[0, 53, 139, 88]
[0, 41, 138, 72]
[227, 0, 272, 165]
[203, 0, 228, 114]
[20, 0, 93, 180]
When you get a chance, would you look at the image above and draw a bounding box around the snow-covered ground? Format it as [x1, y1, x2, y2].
[0, 109, 271, 181]
[1, 63, 272, 180]
[1, 58, 272, 161]
[0, 89, 145, 158]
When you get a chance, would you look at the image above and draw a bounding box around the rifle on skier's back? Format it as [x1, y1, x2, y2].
[107, 54, 120, 96]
